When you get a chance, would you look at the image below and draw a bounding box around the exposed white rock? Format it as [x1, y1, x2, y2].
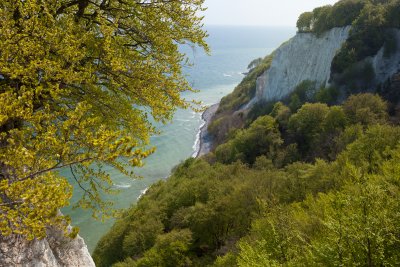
[0, 227, 95, 267]
[371, 29, 400, 84]
[255, 27, 351, 102]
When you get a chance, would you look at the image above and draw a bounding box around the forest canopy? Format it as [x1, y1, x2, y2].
[0, 0, 207, 239]
[94, 93, 400, 267]
[296, 0, 400, 35]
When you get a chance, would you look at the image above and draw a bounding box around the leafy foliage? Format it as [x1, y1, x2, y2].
[215, 116, 282, 165]
[238, 125, 400, 266]
[0, 0, 207, 239]
[95, 93, 400, 266]
[114, 229, 193, 267]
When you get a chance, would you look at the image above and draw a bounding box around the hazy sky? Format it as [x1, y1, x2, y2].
[203, 0, 340, 26]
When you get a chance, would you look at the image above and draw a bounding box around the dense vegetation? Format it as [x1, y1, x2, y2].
[94, 93, 400, 266]
[0, 0, 207, 239]
[296, 0, 400, 35]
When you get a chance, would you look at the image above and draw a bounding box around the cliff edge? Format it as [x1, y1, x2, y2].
[0, 227, 95, 267]
[254, 27, 400, 104]
[255, 26, 351, 102]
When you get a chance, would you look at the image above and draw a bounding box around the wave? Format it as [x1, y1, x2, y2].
[113, 183, 132, 189]
[223, 73, 232, 77]
[137, 187, 149, 200]
[191, 119, 206, 158]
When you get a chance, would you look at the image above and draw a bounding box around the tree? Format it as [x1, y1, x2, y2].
[270, 102, 291, 126]
[342, 93, 388, 126]
[296, 12, 314, 32]
[288, 103, 330, 156]
[0, 0, 208, 239]
[312, 5, 333, 35]
[247, 58, 262, 71]
[314, 86, 339, 104]
[328, 0, 366, 28]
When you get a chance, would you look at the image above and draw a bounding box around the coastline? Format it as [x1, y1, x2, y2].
[195, 103, 219, 158]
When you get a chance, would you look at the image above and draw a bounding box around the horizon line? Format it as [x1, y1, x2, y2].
[204, 23, 297, 28]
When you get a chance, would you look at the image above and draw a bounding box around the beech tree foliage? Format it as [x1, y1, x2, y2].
[0, 0, 207, 239]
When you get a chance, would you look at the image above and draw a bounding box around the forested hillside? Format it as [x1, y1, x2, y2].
[94, 0, 400, 266]
[94, 92, 400, 266]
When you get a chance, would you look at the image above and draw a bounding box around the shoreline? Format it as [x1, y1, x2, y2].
[195, 103, 219, 158]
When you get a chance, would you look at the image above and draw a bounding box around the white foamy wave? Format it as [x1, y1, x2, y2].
[113, 183, 132, 189]
[137, 187, 149, 200]
[223, 73, 232, 77]
[192, 120, 206, 158]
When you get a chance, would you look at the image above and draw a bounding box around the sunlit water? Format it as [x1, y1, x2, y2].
[61, 25, 296, 252]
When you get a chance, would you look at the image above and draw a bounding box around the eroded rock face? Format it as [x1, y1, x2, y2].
[0, 227, 95, 267]
[371, 29, 400, 85]
[255, 27, 351, 102]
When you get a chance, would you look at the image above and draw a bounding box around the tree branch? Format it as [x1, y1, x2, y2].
[19, 157, 94, 182]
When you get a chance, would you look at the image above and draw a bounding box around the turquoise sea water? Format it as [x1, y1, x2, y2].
[62, 25, 296, 252]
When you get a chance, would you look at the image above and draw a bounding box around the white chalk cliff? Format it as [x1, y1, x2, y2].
[371, 29, 400, 85]
[255, 27, 351, 102]
[0, 227, 95, 267]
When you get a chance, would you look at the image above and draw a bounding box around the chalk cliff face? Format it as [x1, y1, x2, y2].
[0, 227, 95, 267]
[371, 29, 400, 85]
[255, 27, 351, 102]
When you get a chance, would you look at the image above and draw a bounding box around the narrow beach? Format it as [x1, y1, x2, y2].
[196, 103, 219, 157]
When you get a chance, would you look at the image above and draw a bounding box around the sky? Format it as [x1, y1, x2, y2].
[203, 0, 340, 27]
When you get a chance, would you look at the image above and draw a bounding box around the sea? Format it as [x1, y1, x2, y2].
[61, 25, 296, 252]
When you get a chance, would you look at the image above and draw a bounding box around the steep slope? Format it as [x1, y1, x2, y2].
[255, 27, 350, 102]
[253, 27, 400, 105]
